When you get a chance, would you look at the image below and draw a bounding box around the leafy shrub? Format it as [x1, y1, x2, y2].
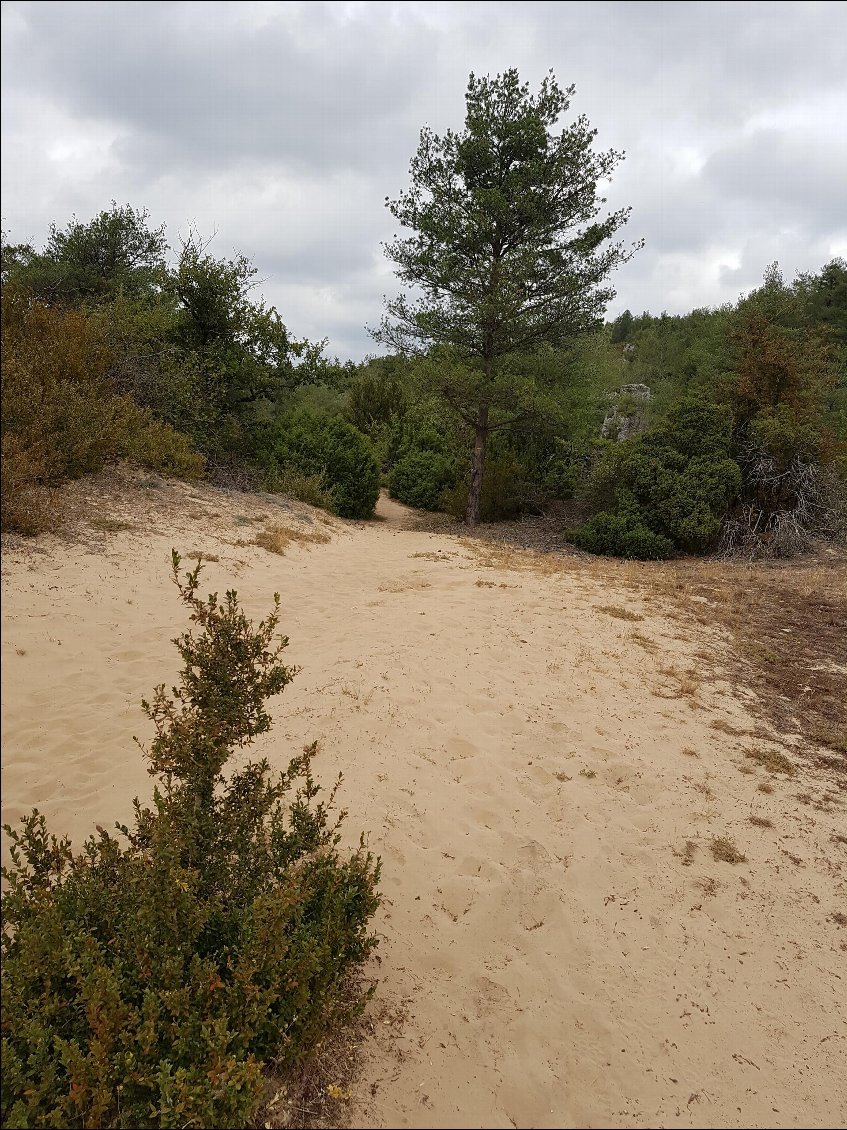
[273, 413, 380, 519]
[442, 450, 526, 522]
[1, 287, 204, 531]
[577, 399, 742, 555]
[0, 434, 56, 535]
[388, 449, 457, 510]
[262, 465, 339, 512]
[119, 414, 205, 479]
[345, 360, 408, 439]
[1, 554, 380, 1129]
[570, 501, 674, 560]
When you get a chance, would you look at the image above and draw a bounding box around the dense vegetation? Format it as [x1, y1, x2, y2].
[1, 73, 843, 553]
[1, 554, 380, 1128]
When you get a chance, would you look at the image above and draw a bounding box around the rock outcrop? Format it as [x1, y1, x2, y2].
[601, 383, 652, 442]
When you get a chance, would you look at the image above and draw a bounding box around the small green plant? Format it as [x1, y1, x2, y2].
[1, 553, 380, 1129]
[262, 466, 339, 512]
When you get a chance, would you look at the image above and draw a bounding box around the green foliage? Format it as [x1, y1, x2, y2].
[372, 68, 640, 523]
[119, 417, 205, 480]
[345, 357, 409, 437]
[261, 466, 339, 512]
[575, 401, 742, 555]
[273, 413, 380, 519]
[442, 447, 528, 521]
[609, 309, 634, 344]
[0, 286, 204, 532]
[570, 500, 674, 560]
[2, 203, 168, 307]
[1, 555, 380, 1129]
[388, 449, 457, 510]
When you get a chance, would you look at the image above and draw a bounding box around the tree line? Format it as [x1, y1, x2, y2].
[2, 69, 844, 557]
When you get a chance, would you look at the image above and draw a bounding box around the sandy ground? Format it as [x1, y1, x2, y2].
[2, 469, 845, 1129]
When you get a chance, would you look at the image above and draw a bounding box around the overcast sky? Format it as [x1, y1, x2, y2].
[2, 0, 846, 359]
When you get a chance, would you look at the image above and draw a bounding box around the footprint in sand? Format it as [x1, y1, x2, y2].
[446, 737, 479, 760]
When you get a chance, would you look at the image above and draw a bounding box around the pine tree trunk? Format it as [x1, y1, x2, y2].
[466, 403, 489, 526]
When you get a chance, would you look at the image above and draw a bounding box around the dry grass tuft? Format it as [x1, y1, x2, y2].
[810, 723, 847, 754]
[710, 719, 750, 737]
[254, 524, 331, 556]
[677, 840, 698, 867]
[657, 664, 700, 699]
[744, 747, 795, 776]
[681, 746, 700, 758]
[628, 630, 658, 653]
[697, 876, 720, 897]
[710, 836, 747, 864]
[90, 517, 134, 533]
[595, 604, 643, 622]
[758, 781, 775, 794]
[749, 815, 774, 829]
[186, 551, 220, 563]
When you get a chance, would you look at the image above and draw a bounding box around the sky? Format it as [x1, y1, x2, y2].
[2, 0, 846, 360]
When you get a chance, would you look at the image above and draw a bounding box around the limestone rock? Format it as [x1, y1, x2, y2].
[601, 383, 652, 442]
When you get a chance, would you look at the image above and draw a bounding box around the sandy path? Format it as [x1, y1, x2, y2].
[2, 481, 845, 1129]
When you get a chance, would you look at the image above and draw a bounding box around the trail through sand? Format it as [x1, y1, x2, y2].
[2, 473, 845, 1129]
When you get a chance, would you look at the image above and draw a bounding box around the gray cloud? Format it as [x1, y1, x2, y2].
[2, 0, 846, 358]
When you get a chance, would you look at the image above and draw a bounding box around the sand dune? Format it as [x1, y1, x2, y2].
[2, 469, 845, 1129]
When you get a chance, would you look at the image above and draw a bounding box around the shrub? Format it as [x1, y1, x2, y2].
[388, 449, 457, 510]
[441, 450, 526, 522]
[1, 287, 204, 531]
[273, 413, 380, 519]
[119, 414, 205, 479]
[1, 554, 381, 1129]
[576, 399, 742, 555]
[570, 502, 674, 560]
[262, 465, 339, 512]
[0, 434, 56, 535]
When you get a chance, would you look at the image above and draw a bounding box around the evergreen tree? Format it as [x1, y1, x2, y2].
[372, 69, 640, 524]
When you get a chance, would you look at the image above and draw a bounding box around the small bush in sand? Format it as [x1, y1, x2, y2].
[744, 747, 795, 775]
[710, 836, 747, 864]
[595, 604, 643, 621]
[1, 552, 380, 1130]
[254, 522, 331, 556]
[810, 723, 847, 754]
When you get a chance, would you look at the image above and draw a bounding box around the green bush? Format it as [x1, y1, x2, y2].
[119, 414, 205, 479]
[1, 286, 204, 532]
[442, 450, 525, 521]
[577, 399, 742, 555]
[388, 449, 457, 510]
[262, 465, 339, 512]
[570, 502, 674, 560]
[273, 413, 380, 519]
[1, 554, 381, 1129]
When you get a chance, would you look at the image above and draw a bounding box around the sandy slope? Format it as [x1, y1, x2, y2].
[2, 471, 845, 1129]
